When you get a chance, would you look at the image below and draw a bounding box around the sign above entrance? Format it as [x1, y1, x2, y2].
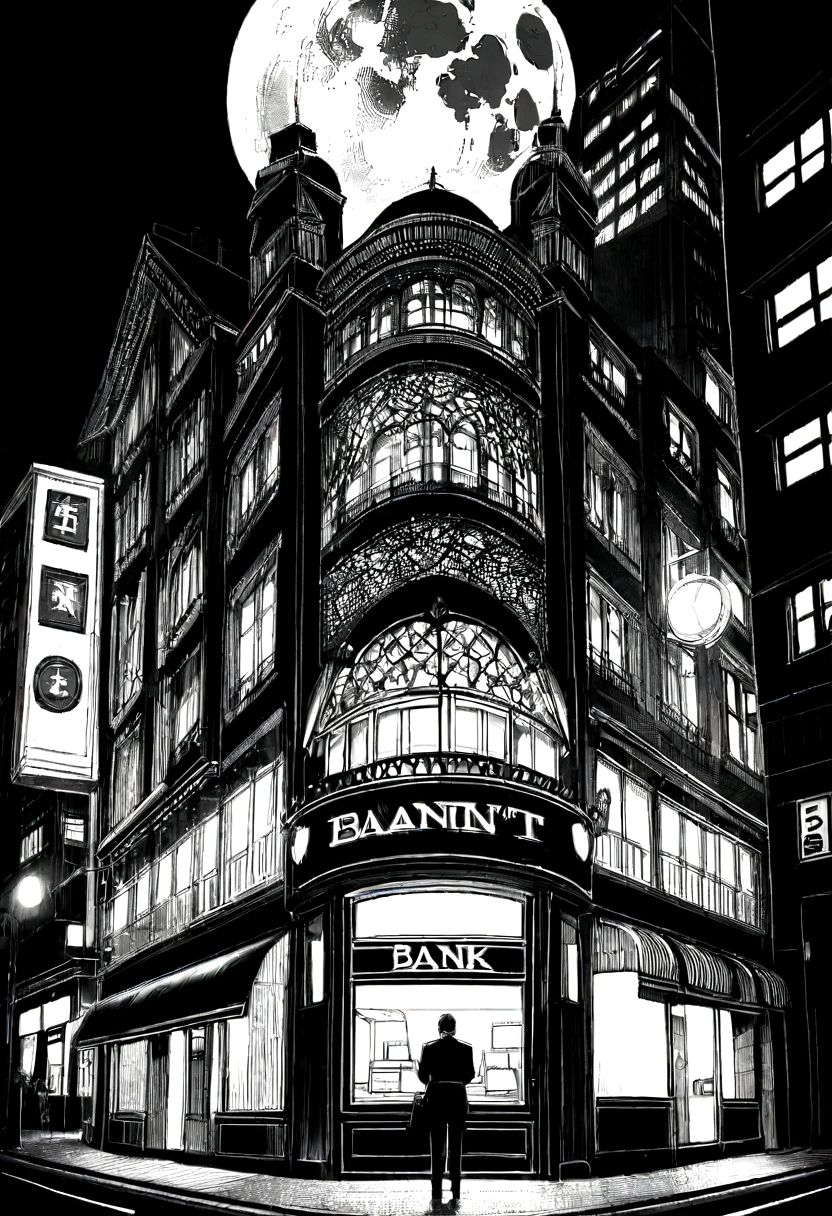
[353, 940, 525, 977]
[287, 785, 593, 902]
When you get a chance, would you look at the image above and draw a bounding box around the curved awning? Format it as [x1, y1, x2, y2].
[73, 935, 280, 1047]
[593, 920, 789, 1009]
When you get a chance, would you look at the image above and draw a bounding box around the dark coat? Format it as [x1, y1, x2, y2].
[418, 1036, 476, 1121]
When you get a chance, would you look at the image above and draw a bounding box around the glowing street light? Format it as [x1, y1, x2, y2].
[15, 875, 44, 910]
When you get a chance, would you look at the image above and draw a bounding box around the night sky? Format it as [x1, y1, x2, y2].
[7, 1, 823, 511]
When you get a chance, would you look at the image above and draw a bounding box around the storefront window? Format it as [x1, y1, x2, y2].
[223, 936, 289, 1111]
[351, 891, 526, 1106]
[593, 972, 668, 1097]
[77, 1048, 95, 1098]
[719, 1009, 756, 1100]
[20, 1033, 37, 1078]
[672, 1003, 716, 1143]
[113, 1039, 148, 1112]
[46, 1032, 64, 1093]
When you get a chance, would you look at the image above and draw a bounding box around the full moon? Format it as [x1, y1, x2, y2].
[227, 0, 575, 244]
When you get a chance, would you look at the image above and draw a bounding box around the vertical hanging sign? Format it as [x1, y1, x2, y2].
[10, 466, 104, 790]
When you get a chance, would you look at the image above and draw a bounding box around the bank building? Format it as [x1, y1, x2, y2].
[32, 5, 794, 1181]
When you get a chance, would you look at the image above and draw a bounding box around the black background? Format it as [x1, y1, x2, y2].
[6, 1, 824, 507]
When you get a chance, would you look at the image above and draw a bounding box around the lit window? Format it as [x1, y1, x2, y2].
[704, 367, 735, 430]
[790, 579, 832, 656]
[641, 184, 663, 213]
[155, 649, 202, 781]
[596, 222, 614, 246]
[724, 670, 758, 772]
[111, 724, 142, 829]
[114, 463, 151, 569]
[228, 401, 280, 546]
[619, 179, 636, 205]
[598, 197, 615, 222]
[228, 547, 277, 709]
[619, 130, 635, 151]
[716, 462, 740, 530]
[222, 761, 284, 899]
[618, 203, 638, 232]
[339, 314, 364, 365]
[585, 430, 639, 563]
[589, 148, 613, 178]
[663, 521, 703, 592]
[619, 151, 636, 178]
[640, 160, 661, 188]
[110, 573, 146, 720]
[762, 116, 829, 207]
[165, 392, 207, 512]
[770, 257, 832, 348]
[561, 918, 579, 1001]
[20, 824, 44, 862]
[719, 569, 748, 627]
[660, 802, 760, 925]
[594, 756, 652, 884]
[368, 297, 394, 345]
[665, 403, 696, 474]
[587, 582, 640, 693]
[779, 413, 831, 485]
[596, 169, 615, 197]
[112, 349, 158, 474]
[63, 815, 85, 845]
[114, 1040, 147, 1113]
[639, 73, 658, 98]
[161, 533, 202, 649]
[641, 111, 655, 130]
[641, 132, 659, 159]
[664, 642, 698, 733]
[593, 972, 668, 1097]
[584, 114, 611, 147]
[224, 936, 288, 1110]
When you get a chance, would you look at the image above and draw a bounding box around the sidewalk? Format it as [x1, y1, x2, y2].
[5, 1132, 831, 1215]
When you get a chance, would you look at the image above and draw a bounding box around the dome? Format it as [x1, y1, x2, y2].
[367, 186, 497, 236]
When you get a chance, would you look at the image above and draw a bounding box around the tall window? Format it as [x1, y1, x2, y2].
[663, 521, 704, 592]
[110, 573, 146, 719]
[761, 116, 828, 207]
[224, 936, 289, 1111]
[666, 403, 696, 475]
[790, 578, 832, 656]
[723, 670, 758, 772]
[20, 823, 44, 861]
[314, 617, 563, 785]
[589, 336, 627, 402]
[719, 568, 749, 628]
[111, 724, 142, 829]
[114, 464, 151, 570]
[594, 755, 652, 884]
[166, 393, 207, 511]
[155, 649, 202, 781]
[777, 412, 832, 485]
[716, 462, 741, 532]
[160, 533, 202, 651]
[112, 1040, 147, 1113]
[664, 642, 698, 734]
[228, 404, 280, 548]
[720, 1010, 757, 1099]
[228, 546, 278, 710]
[221, 761, 284, 899]
[769, 256, 832, 349]
[169, 318, 195, 383]
[113, 349, 157, 473]
[704, 368, 735, 430]
[585, 432, 640, 564]
[587, 581, 640, 694]
[660, 801, 760, 926]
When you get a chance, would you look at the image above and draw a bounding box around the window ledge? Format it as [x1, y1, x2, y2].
[224, 669, 279, 724]
[722, 753, 764, 790]
[114, 533, 149, 583]
[165, 466, 205, 523]
[227, 487, 280, 560]
[584, 517, 641, 576]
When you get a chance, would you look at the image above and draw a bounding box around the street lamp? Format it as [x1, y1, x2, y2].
[15, 876, 44, 910]
[2, 878, 45, 1149]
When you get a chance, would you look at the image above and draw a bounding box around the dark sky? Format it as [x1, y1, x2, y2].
[7, 1, 824, 511]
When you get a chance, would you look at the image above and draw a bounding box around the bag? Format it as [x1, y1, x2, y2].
[410, 1092, 429, 1133]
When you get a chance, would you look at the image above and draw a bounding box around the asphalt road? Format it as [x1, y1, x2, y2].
[2, 1155, 831, 1215]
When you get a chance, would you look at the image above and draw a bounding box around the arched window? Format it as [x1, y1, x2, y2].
[448, 281, 478, 332]
[482, 297, 504, 348]
[311, 617, 564, 782]
[371, 433, 400, 490]
[450, 426, 478, 486]
[368, 297, 395, 345]
[404, 280, 445, 328]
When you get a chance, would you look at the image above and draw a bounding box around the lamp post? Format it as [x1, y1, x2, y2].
[1, 876, 45, 1150]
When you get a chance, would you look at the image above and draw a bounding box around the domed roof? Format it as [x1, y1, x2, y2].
[367, 185, 496, 235]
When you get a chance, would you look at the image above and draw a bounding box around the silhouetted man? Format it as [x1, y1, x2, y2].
[418, 1013, 475, 1209]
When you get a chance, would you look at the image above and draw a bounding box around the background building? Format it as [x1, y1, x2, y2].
[716, 67, 831, 1150]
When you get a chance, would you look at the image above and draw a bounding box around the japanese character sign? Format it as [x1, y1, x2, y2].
[38, 568, 88, 633]
[33, 656, 83, 712]
[799, 797, 830, 859]
[44, 491, 90, 549]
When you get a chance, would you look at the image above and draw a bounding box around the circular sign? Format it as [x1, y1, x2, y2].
[666, 574, 732, 647]
[33, 656, 83, 712]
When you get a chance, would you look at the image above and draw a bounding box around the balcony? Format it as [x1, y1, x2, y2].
[588, 647, 641, 699]
[659, 701, 701, 745]
[305, 750, 566, 804]
[323, 466, 541, 548]
[595, 831, 651, 883]
[661, 857, 761, 930]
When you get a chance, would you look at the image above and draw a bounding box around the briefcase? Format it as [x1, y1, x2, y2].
[410, 1092, 428, 1133]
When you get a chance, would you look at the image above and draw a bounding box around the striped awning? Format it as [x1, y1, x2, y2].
[752, 963, 790, 1009]
[593, 920, 788, 1009]
[593, 920, 680, 996]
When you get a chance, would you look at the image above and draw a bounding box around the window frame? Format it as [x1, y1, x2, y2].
[659, 799, 761, 927]
[227, 397, 281, 552]
[584, 424, 640, 568]
[165, 391, 207, 515]
[767, 255, 832, 351]
[776, 410, 832, 487]
[722, 667, 759, 773]
[665, 400, 698, 477]
[759, 112, 830, 209]
[110, 571, 147, 723]
[227, 542, 279, 713]
[587, 577, 641, 695]
[593, 754, 653, 885]
[788, 577, 832, 659]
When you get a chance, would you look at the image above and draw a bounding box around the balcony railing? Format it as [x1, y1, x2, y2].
[323, 467, 542, 547]
[661, 857, 761, 928]
[595, 831, 651, 883]
[588, 647, 640, 698]
[307, 751, 565, 802]
[660, 701, 701, 744]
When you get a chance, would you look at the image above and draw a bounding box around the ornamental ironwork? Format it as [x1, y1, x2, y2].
[322, 516, 544, 649]
[322, 367, 542, 544]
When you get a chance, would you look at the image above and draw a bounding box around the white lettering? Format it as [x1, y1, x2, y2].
[359, 809, 386, 837]
[417, 802, 448, 830]
[388, 806, 417, 833]
[412, 945, 439, 970]
[329, 812, 361, 845]
[438, 944, 466, 969]
[516, 809, 545, 841]
[463, 804, 496, 834]
[392, 944, 413, 970]
[466, 946, 494, 971]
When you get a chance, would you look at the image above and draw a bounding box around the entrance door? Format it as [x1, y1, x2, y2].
[146, 1036, 169, 1150]
[184, 1025, 210, 1153]
[672, 1005, 716, 1144]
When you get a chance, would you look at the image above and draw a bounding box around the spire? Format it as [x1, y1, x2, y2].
[429, 166, 437, 191]
[294, 76, 301, 126]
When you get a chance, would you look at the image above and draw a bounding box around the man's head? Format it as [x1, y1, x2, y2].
[438, 1013, 456, 1035]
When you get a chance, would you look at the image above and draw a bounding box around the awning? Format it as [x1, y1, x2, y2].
[74, 936, 279, 1047]
[593, 920, 789, 1009]
[593, 920, 680, 998]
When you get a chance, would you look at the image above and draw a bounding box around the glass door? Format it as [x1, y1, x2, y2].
[672, 1004, 716, 1144]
